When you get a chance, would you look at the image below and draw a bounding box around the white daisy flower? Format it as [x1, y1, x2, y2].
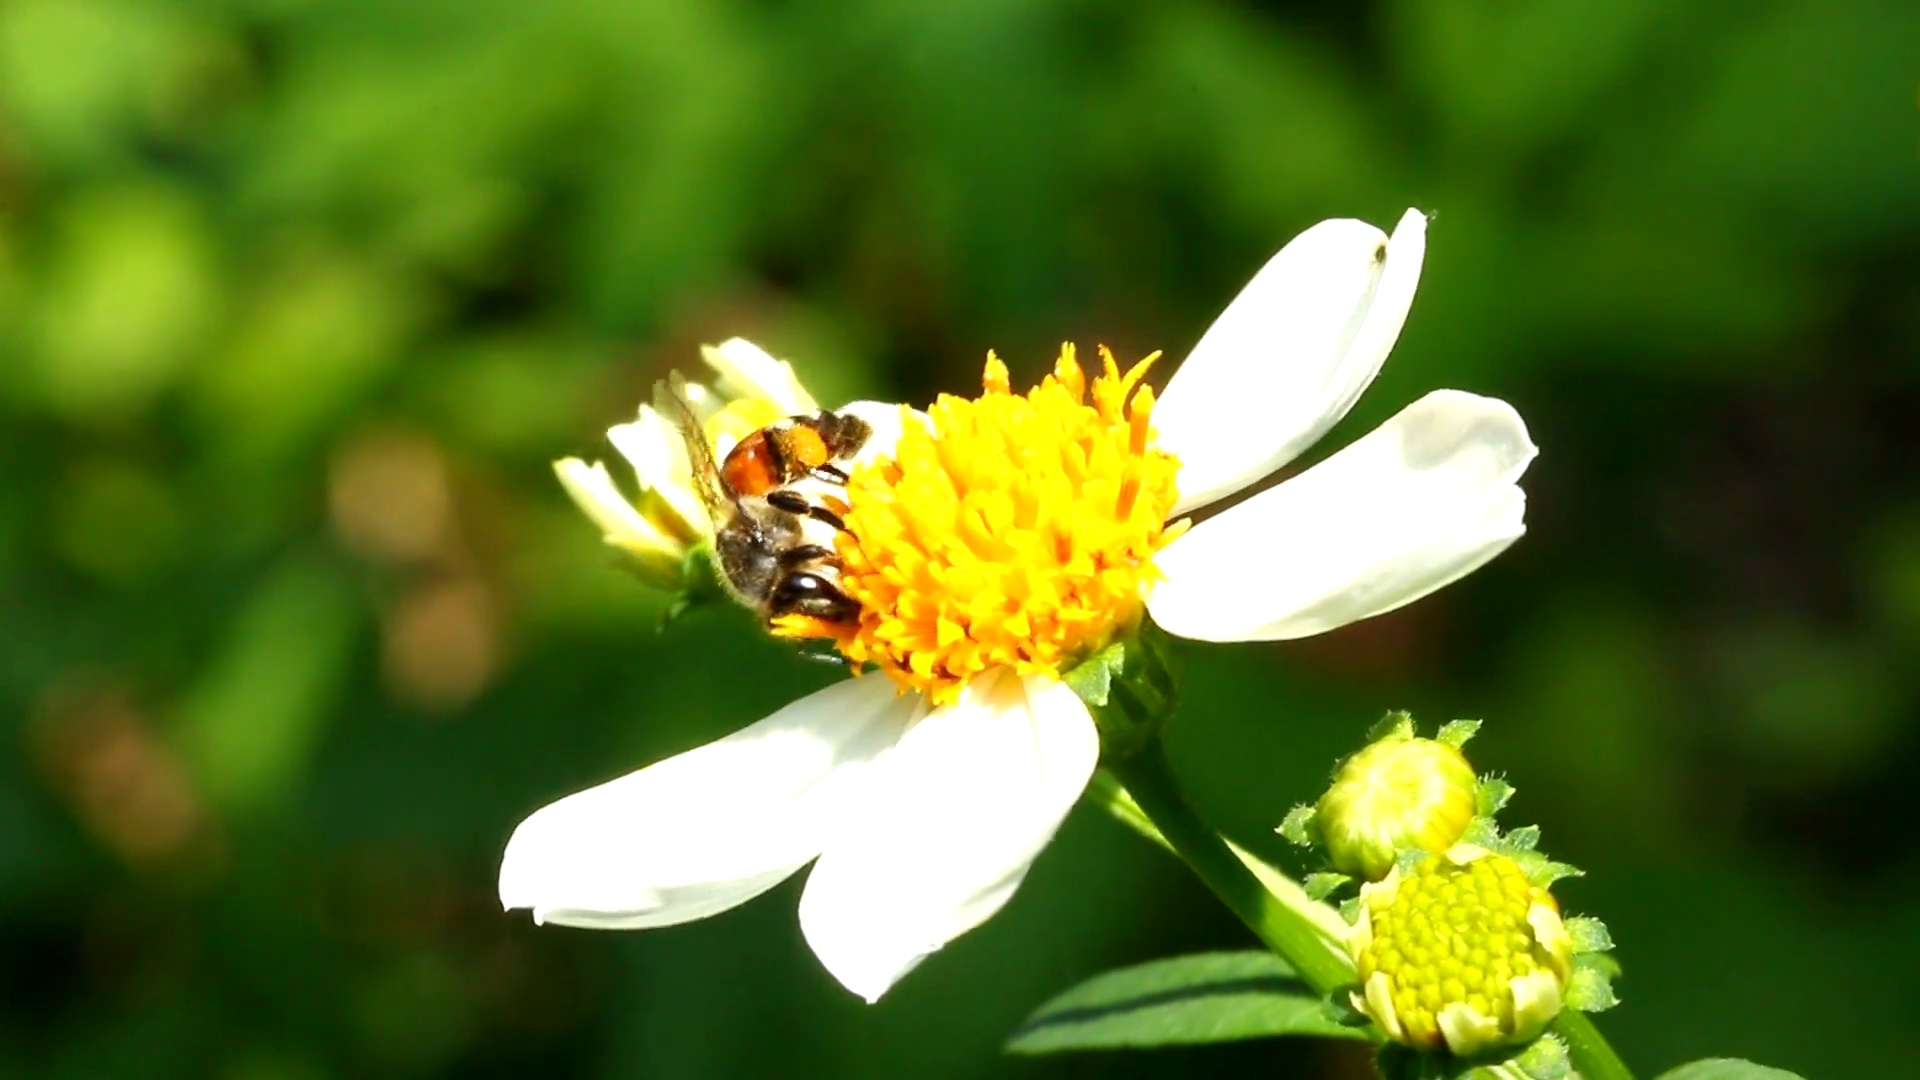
[501, 208, 1538, 1002]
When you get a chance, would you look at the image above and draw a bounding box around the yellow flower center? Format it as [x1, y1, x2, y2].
[785, 344, 1183, 704]
[1356, 852, 1563, 1052]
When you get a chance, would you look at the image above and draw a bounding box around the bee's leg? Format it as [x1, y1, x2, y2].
[765, 489, 850, 534]
[776, 544, 835, 568]
[765, 489, 811, 514]
[809, 464, 850, 485]
[804, 505, 848, 533]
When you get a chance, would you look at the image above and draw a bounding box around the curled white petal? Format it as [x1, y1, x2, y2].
[1361, 971, 1405, 1043]
[552, 458, 675, 556]
[1436, 1000, 1506, 1057]
[1504, 969, 1566, 1045]
[798, 671, 1099, 1002]
[608, 405, 709, 540]
[1157, 208, 1428, 514]
[498, 677, 919, 929]
[1149, 390, 1535, 642]
[701, 337, 818, 416]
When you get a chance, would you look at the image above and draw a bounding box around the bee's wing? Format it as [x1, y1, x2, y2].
[654, 373, 736, 528]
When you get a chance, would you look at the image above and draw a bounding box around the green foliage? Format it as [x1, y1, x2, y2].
[0, 0, 1910, 1074]
[1005, 951, 1365, 1055]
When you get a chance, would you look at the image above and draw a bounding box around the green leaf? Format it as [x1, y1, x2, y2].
[1435, 718, 1481, 748]
[1654, 1060, 1807, 1080]
[1006, 951, 1366, 1055]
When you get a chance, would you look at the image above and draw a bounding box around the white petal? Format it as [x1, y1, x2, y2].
[798, 671, 1099, 1001]
[499, 677, 920, 929]
[1156, 208, 1428, 514]
[552, 458, 673, 554]
[834, 400, 925, 465]
[701, 337, 819, 415]
[1436, 1001, 1507, 1057]
[608, 405, 709, 540]
[1149, 390, 1535, 642]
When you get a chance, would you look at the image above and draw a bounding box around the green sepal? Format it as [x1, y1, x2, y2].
[1512, 1033, 1572, 1079]
[1564, 959, 1620, 1013]
[1278, 804, 1317, 847]
[1064, 622, 1178, 762]
[1575, 950, 1622, 982]
[1476, 776, 1515, 817]
[1435, 719, 1481, 748]
[1459, 817, 1503, 848]
[1337, 895, 1363, 924]
[1303, 872, 1351, 901]
[1366, 709, 1417, 742]
[1503, 824, 1541, 852]
[1565, 916, 1614, 953]
[1504, 848, 1583, 888]
[1378, 1031, 1572, 1080]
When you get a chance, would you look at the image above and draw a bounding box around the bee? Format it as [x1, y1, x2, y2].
[657, 376, 868, 625]
[721, 410, 873, 501]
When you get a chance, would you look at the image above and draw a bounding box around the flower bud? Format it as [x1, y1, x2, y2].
[1349, 845, 1573, 1058]
[1315, 730, 1478, 881]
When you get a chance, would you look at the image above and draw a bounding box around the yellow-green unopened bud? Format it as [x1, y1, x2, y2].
[1349, 846, 1573, 1057]
[1316, 733, 1477, 880]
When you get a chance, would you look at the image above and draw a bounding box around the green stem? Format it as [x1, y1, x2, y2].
[1552, 1009, 1635, 1080]
[1102, 736, 1354, 996]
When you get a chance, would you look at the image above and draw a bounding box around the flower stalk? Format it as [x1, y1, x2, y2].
[1552, 1009, 1635, 1080]
[1101, 736, 1355, 995]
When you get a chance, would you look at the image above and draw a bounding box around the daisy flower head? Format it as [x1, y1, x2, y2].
[501, 208, 1538, 1002]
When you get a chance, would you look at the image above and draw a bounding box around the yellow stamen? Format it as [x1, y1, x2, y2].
[786, 343, 1183, 704]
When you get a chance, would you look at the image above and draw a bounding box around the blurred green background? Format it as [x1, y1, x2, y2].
[3, 0, 1917, 1076]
